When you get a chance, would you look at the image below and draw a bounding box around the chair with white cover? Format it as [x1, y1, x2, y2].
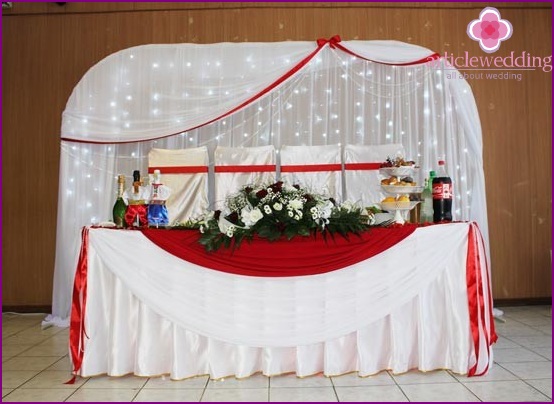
[343, 143, 405, 207]
[148, 147, 209, 224]
[214, 145, 276, 210]
[280, 144, 342, 201]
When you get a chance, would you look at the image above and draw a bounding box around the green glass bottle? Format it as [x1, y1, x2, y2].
[112, 174, 127, 228]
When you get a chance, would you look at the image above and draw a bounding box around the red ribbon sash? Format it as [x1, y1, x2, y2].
[66, 227, 90, 384]
[466, 223, 497, 376]
[281, 164, 342, 173]
[148, 166, 208, 174]
[344, 163, 382, 171]
[214, 165, 277, 173]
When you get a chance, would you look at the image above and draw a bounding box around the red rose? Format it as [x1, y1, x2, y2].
[256, 189, 268, 199]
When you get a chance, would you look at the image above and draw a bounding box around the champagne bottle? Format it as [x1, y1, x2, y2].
[420, 177, 433, 223]
[112, 174, 127, 228]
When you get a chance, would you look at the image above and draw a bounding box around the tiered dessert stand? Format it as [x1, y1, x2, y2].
[379, 166, 422, 224]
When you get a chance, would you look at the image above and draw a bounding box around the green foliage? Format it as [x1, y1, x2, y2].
[196, 181, 372, 251]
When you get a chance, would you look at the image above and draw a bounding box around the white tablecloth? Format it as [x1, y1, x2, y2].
[72, 222, 495, 379]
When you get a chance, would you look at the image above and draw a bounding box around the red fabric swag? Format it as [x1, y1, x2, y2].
[141, 225, 417, 277]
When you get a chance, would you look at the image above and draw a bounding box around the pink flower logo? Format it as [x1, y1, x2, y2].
[467, 7, 513, 53]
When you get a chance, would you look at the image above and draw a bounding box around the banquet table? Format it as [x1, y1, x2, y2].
[69, 222, 496, 380]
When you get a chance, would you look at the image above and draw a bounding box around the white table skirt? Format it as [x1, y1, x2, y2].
[74, 223, 494, 379]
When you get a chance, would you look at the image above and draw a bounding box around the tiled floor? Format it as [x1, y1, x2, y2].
[2, 305, 551, 402]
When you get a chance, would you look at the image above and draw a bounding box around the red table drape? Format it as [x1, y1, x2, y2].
[141, 225, 418, 277]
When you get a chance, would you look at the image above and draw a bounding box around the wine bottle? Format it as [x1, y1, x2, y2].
[112, 174, 127, 228]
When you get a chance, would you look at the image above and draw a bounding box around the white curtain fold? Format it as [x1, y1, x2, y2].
[280, 144, 343, 200]
[213, 145, 276, 210]
[78, 223, 487, 379]
[344, 143, 405, 206]
[52, 39, 489, 325]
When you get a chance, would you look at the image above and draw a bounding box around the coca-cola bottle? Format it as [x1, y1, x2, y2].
[432, 160, 453, 222]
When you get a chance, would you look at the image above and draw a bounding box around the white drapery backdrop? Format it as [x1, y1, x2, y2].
[48, 38, 489, 325]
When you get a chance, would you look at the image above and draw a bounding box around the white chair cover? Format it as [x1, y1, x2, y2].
[280, 145, 342, 201]
[148, 147, 209, 224]
[214, 145, 276, 210]
[344, 144, 405, 206]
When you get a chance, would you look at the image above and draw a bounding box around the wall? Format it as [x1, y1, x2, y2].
[2, 2, 551, 308]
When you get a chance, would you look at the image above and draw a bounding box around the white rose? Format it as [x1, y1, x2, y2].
[273, 202, 283, 211]
[241, 206, 263, 227]
[289, 199, 303, 210]
[249, 208, 264, 224]
[288, 211, 294, 217]
[319, 200, 334, 219]
[340, 201, 354, 212]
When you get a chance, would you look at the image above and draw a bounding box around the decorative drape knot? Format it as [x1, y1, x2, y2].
[317, 35, 342, 49]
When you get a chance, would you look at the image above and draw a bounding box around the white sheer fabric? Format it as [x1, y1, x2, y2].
[280, 144, 342, 200]
[52, 39, 489, 324]
[77, 222, 492, 378]
[344, 143, 405, 206]
[213, 145, 276, 210]
[148, 147, 209, 224]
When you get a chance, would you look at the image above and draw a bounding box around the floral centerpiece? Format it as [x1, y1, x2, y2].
[196, 181, 373, 251]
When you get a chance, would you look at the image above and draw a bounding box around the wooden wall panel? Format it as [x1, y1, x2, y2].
[2, 2, 551, 307]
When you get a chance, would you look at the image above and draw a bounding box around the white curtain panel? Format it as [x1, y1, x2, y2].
[148, 147, 209, 224]
[213, 145, 276, 210]
[280, 144, 343, 201]
[77, 223, 492, 378]
[344, 143, 405, 206]
[50, 39, 489, 324]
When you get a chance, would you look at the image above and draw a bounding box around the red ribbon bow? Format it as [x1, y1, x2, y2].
[317, 35, 342, 48]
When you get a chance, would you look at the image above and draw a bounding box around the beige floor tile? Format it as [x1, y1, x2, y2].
[495, 324, 547, 337]
[133, 388, 204, 402]
[18, 343, 69, 357]
[81, 374, 148, 389]
[269, 387, 336, 402]
[501, 361, 552, 379]
[19, 370, 85, 389]
[2, 345, 33, 358]
[529, 346, 552, 360]
[335, 385, 408, 402]
[2, 388, 75, 402]
[450, 364, 518, 382]
[3, 356, 61, 371]
[47, 356, 73, 371]
[331, 371, 395, 386]
[464, 380, 550, 402]
[508, 335, 552, 348]
[270, 373, 332, 388]
[208, 373, 268, 389]
[2, 370, 41, 389]
[493, 336, 521, 349]
[390, 369, 457, 384]
[3, 333, 53, 346]
[144, 375, 208, 389]
[202, 387, 268, 402]
[504, 314, 552, 327]
[400, 382, 480, 402]
[2, 389, 14, 398]
[494, 347, 549, 363]
[66, 388, 140, 402]
[526, 379, 552, 398]
[533, 325, 552, 335]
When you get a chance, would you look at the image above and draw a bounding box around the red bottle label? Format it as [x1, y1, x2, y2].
[432, 183, 453, 200]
